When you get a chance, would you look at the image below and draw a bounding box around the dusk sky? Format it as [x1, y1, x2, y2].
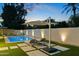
[0, 3, 72, 22]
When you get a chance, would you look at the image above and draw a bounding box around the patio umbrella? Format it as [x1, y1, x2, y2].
[25, 20, 48, 25]
[23, 18, 56, 49]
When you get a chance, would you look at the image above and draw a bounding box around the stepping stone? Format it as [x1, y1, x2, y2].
[53, 45, 69, 51]
[20, 46, 36, 52]
[0, 47, 8, 51]
[27, 50, 48, 56]
[17, 43, 27, 47]
[10, 46, 18, 49]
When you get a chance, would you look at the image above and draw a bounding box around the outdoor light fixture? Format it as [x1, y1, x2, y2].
[59, 29, 70, 43]
[31, 25, 35, 39]
[20, 30, 23, 33]
[61, 34, 66, 42]
[32, 29, 34, 37]
[26, 30, 29, 35]
[41, 29, 45, 38]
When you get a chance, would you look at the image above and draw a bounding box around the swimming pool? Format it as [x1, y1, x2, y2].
[7, 36, 32, 42]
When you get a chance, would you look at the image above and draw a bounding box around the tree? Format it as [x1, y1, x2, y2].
[62, 3, 79, 17]
[55, 21, 69, 28]
[1, 3, 27, 29]
[69, 14, 79, 27]
[45, 17, 55, 23]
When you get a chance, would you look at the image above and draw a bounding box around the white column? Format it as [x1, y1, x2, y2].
[41, 29, 45, 38]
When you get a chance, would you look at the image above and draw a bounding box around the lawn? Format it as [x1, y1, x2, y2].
[0, 38, 27, 56]
[1, 37, 79, 56]
[41, 39, 79, 56]
[0, 48, 27, 56]
[0, 38, 5, 43]
[51, 41, 79, 56]
[0, 42, 28, 56]
[0, 42, 22, 47]
[0, 36, 28, 56]
[2, 40, 79, 56]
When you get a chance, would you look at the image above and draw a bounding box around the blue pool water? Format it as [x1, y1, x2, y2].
[8, 36, 32, 42]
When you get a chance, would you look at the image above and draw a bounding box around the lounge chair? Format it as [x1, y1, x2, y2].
[24, 38, 47, 48]
[30, 39, 48, 46]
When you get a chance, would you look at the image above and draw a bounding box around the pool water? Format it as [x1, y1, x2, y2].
[8, 36, 32, 42]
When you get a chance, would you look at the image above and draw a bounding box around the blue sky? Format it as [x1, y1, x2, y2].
[0, 3, 71, 21]
[25, 3, 71, 21]
[0, 3, 3, 14]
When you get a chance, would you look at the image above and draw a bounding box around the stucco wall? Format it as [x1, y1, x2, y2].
[25, 28, 79, 46]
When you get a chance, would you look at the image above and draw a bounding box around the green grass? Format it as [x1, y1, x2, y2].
[1, 37, 79, 56]
[0, 48, 27, 56]
[41, 39, 79, 56]
[0, 42, 28, 56]
[0, 38, 28, 56]
[0, 39, 27, 56]
[51, 41, 79, 56]
[0, 38, 5, 43]
[0, 42, 23, 47]
[9, 48, 28, 56]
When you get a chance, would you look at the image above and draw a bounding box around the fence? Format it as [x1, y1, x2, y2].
[25, 28, 79, 46]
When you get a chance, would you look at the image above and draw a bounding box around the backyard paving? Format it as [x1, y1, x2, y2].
[10, 46, 18, 49]
[17, 43, 37, 52]
[17, 43, 49, 56]
[53, 45, 69, 51]
[17, 43, 27, 47]
[0, 46, 19, 51]
[26, 50, 48, 56]
[19, 46, 36, 52]
[17, 43, 70, 56]
[0, 47, 8, 51]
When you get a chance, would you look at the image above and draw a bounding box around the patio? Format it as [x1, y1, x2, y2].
[17, 42, 69, 56]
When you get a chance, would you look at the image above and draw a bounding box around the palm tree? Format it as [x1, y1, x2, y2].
[62, 3, 79, 17]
